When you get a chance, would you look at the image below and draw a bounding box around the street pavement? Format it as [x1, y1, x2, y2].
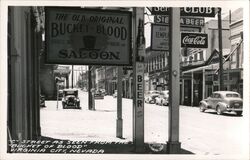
[40, 90, 248, 155]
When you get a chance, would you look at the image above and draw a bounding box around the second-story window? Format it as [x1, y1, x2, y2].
[151, 60, 153, 71]
[194, 53, 198, 62]
[153, 57, 156, 70]
[162, 53, 165, 68]
[159, 55, 162, 69]
[200, 52, 204, 61]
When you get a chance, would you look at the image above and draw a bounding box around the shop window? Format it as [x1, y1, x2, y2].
[206, 75, 213, 81]
[213, 74, 218, 81]
[223, 74, 228, 80]
[213, 86, 219, 91]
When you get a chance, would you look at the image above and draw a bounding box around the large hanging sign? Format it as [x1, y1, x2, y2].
[151, 7, 216, 17]
[151, 24, 169, 51]
[45, 7, 132, 65]
[181, 32, 208, 48]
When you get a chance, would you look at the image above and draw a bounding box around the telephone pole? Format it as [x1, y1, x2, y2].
[218, 8, 224, 90]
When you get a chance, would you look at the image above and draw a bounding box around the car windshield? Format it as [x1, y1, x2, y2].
[147, 91, 159, 95]
[226, 93, 239, 97]
[64, 90, 77, 96]
[151, 95, 159, 98]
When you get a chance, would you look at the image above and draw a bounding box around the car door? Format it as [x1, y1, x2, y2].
[214, 93, 222, 108]
[211, 93, 221, 109]
[207, 93, 214, 108]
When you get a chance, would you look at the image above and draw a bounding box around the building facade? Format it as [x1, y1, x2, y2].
[8, 6, 44, 141]
[181, 8, 243, 106]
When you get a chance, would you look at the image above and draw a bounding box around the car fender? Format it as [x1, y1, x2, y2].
[199, 100, 209, 108]
[216, 102, 227, 111]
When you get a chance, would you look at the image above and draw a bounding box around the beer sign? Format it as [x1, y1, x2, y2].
[45, 7, 132, 65]
[154, 15, 205, 27]
[181, 32, 208, 48]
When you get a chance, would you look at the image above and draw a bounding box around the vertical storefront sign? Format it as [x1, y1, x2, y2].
[132, 8, 145, 153]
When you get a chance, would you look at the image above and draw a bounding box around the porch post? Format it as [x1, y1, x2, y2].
[191, 72, 194, 107]
[202, 69, 206, 99]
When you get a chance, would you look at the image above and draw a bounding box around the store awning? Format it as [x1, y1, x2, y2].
[182, 63, 219, 74]
[215, 39, 243, 73]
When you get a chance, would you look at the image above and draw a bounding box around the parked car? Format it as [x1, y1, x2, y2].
[113, 90, 117, 98]
[58, 89, 63, 100]
[94, 89, 104, 99]
[100, 89, 107, 96]
[62, 89, 81, 109]
[155, 90, 169, 106]
[40, 95, 46, 107]
[199, 91, 243, 116]
[144, 90, 160, 104]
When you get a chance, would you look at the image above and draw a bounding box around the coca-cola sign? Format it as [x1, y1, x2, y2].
[181, 32, 208, 48]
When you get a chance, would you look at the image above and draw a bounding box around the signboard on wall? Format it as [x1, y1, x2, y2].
[151, 24, 169, 51]
[45, 7, 132, 65]
[151, 25, 200, 51]
[181, 32, 208, 48]
[154, 15, 205, 27]
[151, 7, 216, 17]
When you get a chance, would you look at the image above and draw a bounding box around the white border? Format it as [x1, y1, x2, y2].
[1, 0, 249, 160]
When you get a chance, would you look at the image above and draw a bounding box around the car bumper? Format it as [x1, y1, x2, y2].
[95, 96, 104, 99]
[226, 108, 242, 112]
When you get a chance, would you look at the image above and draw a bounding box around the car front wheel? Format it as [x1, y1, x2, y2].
[216, 106, 223, 115]
[77, 102, 81, 109]
[199, 104, 206, 112]
[236, 111, 242, 116]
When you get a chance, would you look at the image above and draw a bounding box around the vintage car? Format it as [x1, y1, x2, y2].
[199, 91, 243, 116]
[62, 89, 81, 109]
[94, 89, 104, 99]
[58, 89, 63, 100]
[113, 90, 117, 98]
[100, 89, 107, 96]
[144, 90, 160, 104]
[155, 90, 169, 106]
[40, 95, 46, 107]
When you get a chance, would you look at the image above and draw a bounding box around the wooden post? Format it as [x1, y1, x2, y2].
[202, 69, 206, 99]
[218, 8, 224, 90]
[191, 72, 194, 107]
[167, 7, 181, 154]
[88, 65, 93, 110]
[116, 66, 123, 138]
[132, 7, 145, 153]
[71, 65, 74, 88]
